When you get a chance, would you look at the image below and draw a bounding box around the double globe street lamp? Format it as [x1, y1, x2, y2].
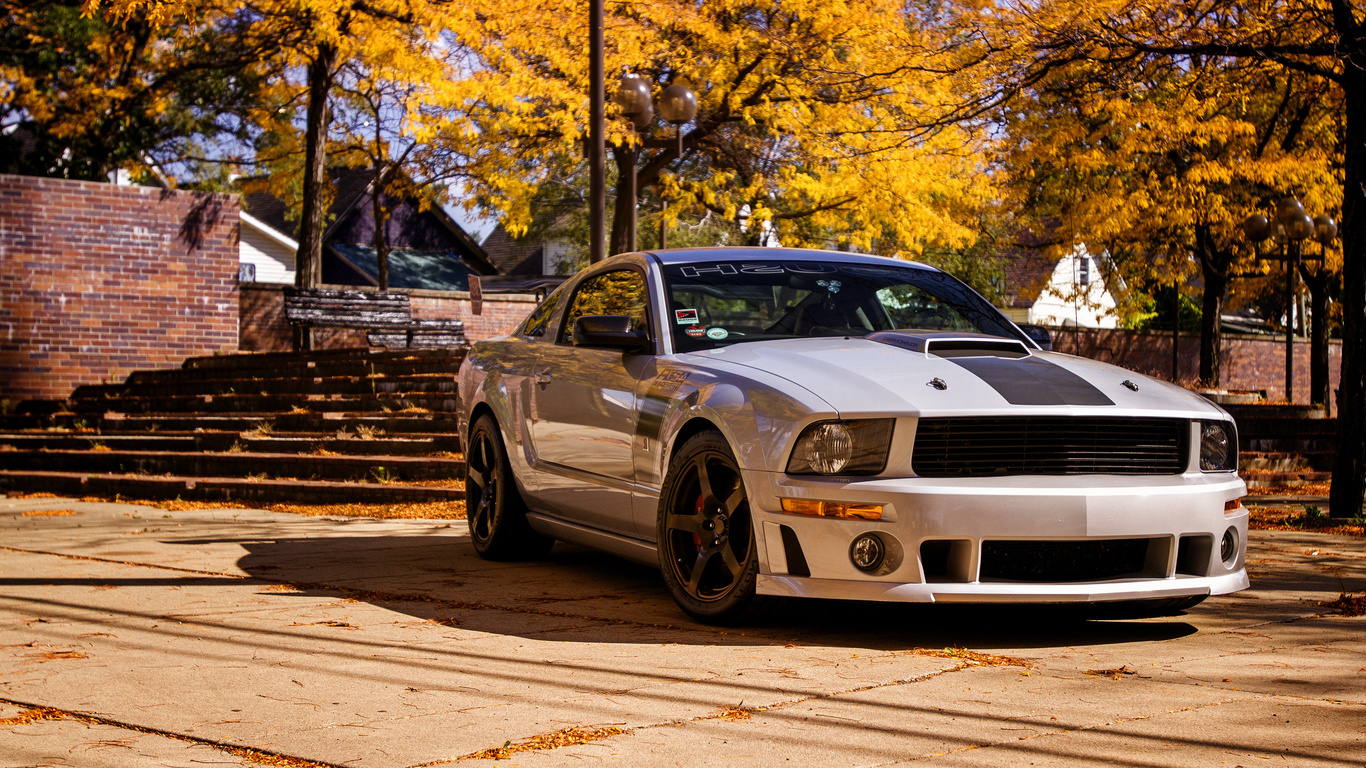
[610, 74, 698, 253]
[1242, 197, 1338, 403]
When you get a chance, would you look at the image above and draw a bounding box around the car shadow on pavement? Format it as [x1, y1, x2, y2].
[195, 532, 1203, 650]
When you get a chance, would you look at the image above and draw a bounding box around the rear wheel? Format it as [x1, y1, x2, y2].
[464, 414, 553, 560]
[657, 430, 762, 624]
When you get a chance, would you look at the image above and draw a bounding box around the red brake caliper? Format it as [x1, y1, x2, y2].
[693, 493, 705, 550]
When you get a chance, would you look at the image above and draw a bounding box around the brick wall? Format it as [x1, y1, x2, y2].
[0, 175, 239, 401]
[238, 284, 536, 352]
[1050, 327, 1342, 403]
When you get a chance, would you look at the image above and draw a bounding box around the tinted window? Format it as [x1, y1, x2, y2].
[662, 261, 1021, 352]
[519, 283, 567, 338]
[559, 269, 650, 344]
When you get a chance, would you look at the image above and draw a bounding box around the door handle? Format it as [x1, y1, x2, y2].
[534, 372, 552, 386]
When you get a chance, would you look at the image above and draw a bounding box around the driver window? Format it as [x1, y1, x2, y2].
[558, 269, 650, 344]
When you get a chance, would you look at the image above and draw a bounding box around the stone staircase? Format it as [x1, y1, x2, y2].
[1226, 404, 1335, 492]
[0, 348, 467, 504]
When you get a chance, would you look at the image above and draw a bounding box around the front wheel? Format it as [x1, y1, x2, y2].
[464, 414, 553, 560]
[657, 430, 762, 624]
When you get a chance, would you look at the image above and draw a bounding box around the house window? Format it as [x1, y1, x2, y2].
[1078, 256, 1091, 286]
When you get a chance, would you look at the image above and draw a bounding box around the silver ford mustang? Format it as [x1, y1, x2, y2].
[457, 247, 1248, 623]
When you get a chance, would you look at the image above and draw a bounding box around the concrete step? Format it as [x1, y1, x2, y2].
[1224, 403, 1330, 421]
[126, 356, 465, 385]
[1240, 470, 1333, 489]
[0, 449, 463, 482]
[1238, 450, 1326, 472]
[0, 433, 461, 455]
[74, 373, 458, 400]
[0, 469, 464, 504]
[67, 392, 461, 415]
[0, 412, 458, 435]
[165, 348, 465, 378]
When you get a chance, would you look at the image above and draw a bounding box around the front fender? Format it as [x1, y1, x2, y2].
[641, 359, 836, 491]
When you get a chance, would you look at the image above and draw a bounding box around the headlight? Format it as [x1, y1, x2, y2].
[786, 419, 894, 475]
[1199, 420, 1237, 472]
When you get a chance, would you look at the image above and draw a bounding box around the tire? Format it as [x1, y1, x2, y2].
[464, 414, 553, 560]
[657, 430, 763, 624]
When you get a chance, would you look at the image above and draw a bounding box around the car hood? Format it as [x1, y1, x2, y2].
[680, 335, 1228, 420]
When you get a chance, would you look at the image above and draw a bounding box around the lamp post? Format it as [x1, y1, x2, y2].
[1242, 197, 1333, 402]
[589, 0, 605, 263]
[608, 74, 697, 254]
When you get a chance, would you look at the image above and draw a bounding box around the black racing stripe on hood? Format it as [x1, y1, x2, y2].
[948, 355, 1115, 406]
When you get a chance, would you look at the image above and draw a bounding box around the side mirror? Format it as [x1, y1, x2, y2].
[573, 315, 650, 351]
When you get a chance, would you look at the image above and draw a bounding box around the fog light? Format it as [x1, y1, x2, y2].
[1221, 527, 1239, 565]
[850, 533, 885, 572]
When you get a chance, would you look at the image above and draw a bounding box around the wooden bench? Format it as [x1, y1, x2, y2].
[283, 288, 466, 349]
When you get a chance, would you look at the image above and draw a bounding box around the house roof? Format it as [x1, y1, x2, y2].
[1002, 249, 1061, 310]
[238, 168, 497, 276]
[480, 223, 546, 275]
[330, 244, 481, 292]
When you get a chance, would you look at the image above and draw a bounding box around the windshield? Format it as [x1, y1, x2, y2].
[662, 260, 1023, 352]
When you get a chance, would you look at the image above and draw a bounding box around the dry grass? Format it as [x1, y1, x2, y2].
[66, 494, 468, 520]
[1247, 506, 1365, 537]
[1246, 480, 1333, 497]
[1326, 593, 1366, 617]
[909, 646, 1032, 668]
[1085, 665, 1138, 679]
[456, 726, 628, 762]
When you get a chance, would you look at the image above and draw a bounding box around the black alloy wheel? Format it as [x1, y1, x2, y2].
[657, 430, 762, 623]
[464, 414, 552, 560]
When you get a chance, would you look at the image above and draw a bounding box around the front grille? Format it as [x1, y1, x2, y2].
[912, 417, 1187, 477]
[981, 539, 1153, 582]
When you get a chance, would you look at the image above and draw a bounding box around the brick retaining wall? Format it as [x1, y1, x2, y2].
[239, 284, 537, 352]
[1050, 327, 1341, 403]
[0, 175, 239, 401]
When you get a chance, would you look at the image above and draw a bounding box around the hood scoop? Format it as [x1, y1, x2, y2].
[867, 331, 1031, 359]
[868, 330, 1113, 406]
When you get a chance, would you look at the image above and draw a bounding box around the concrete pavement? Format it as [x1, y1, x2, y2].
[1, 495, 1362, 767]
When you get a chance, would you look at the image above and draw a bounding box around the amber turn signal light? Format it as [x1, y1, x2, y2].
[1224, 498, 1242, 513]
[780, 498, 883, 520]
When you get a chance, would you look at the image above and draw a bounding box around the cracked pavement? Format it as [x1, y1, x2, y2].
[1, 496, 1362, 767]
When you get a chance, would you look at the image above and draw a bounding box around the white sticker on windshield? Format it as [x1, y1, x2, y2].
[675, 308, 700, 325]
[705, 327, 729, 340]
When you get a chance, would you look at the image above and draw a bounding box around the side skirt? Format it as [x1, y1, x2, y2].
[525, 511, 659, 567]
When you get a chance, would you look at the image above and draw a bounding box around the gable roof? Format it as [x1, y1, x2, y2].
[238, 167, 497, 276]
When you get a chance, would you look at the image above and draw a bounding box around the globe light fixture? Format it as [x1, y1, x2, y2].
[1243, 196, 1335, 404]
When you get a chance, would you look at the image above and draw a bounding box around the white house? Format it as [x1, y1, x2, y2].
[238, 210, 298, 284]
[1003, 245, 1120, 329]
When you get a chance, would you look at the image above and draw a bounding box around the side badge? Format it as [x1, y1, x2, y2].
[927, 377, 948, 390]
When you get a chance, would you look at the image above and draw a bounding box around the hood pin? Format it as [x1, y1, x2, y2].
[927, 377, 948, 390]
[1121, 380, 1139, 392]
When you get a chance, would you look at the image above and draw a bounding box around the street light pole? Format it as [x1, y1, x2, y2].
[589, 0, 605, 264]
[1243, 197, 1321, 403]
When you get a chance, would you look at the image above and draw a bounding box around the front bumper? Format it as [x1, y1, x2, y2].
[750, 471, 1249, 604]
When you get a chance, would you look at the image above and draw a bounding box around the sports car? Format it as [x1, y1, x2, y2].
[457, 247, 1248, 623]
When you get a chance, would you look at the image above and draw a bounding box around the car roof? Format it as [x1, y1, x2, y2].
[642, 246, 940, 271]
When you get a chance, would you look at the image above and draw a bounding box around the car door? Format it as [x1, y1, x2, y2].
[526, 267, 654, 534]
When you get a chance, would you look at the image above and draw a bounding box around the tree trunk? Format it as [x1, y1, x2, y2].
[1300, 267, 1333, 415]
[609, 145, 638, 257]
[1330, 68, 1366, 518]
[293, 42, 338, 350]
[1199, 258, 1228, 386]
[372, 163, 390, 291]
